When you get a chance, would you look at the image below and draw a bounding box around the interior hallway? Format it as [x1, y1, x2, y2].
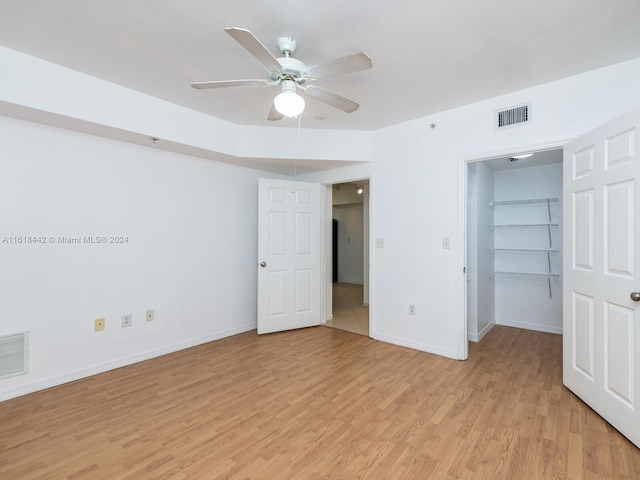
[325, 282, 369, 336]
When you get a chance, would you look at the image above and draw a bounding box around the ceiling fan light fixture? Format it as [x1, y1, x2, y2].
[274, 80, 305, 117]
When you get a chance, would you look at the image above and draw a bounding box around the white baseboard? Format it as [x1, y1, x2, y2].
[468, 318, 496, 342]
[496, 319, 562, 335]
[0, 323, 255, 403]
[372, 331, 460, 360]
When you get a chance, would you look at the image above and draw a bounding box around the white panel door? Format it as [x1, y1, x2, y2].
[563, 108, 640, 448]
[257, 178, 322, 334]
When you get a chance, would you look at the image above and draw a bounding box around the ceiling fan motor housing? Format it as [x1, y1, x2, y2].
[275, 57, 307, 84]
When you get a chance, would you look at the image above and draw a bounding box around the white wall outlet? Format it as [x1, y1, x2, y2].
[442, 237, 451, 249]
[121, 313, 132, 328]
[409, 304, 416, 315]
[375, 237, 385, 248]
[145, 309, 155, 322]
[94, 318, 105, 332]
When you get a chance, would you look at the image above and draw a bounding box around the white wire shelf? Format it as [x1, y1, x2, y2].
[490, 197, 559, 206]
[491, 223, 559, 229]
[490, 248, 559, 254]
[488, 197, 561, 298]
[493, 271, 560, 278]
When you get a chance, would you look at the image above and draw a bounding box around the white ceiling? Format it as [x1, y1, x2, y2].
[482, 148, 563, 171]
[2, 1, 640, 133]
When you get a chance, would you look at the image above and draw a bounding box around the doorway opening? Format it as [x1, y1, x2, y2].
[324, 180, 370, 336]
[465, 148, 563, 352]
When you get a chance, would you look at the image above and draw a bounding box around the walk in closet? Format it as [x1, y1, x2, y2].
[467, 150, 563, 342]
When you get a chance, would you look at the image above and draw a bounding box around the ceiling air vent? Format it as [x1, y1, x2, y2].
[0, 332, 29, 379]
[497, 104, 529, 128]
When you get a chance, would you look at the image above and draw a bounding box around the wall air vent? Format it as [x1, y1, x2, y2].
[0, 332, 29, 379]
[497, 104, 529, 128]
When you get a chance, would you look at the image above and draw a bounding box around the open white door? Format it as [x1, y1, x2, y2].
[563, 107, 640, 448]
[257, 178, 322, 334]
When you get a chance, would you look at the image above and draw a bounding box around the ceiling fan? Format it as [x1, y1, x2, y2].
[191, 27, 373, 121]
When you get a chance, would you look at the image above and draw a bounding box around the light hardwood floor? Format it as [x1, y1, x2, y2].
[1, 326, 639, 479]
[325, 282, 369, 336]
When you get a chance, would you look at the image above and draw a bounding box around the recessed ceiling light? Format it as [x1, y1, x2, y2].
[314, 113, 328, 121]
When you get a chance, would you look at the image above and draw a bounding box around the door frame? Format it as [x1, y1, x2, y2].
[457, 140, 570, 359]
[321, 177, 373, 335]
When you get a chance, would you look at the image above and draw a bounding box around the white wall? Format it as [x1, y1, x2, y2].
[493, 163, 563, 333]
[0, 116, 282, 401]
[0, 46, 372, 399]
[364, 58, 640, 359]
[299, 60, 640, 359]
[333, 204, 364, 284]
[0, 46, 373, 168]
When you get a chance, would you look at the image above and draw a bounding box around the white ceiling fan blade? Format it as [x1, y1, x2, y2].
[225, 27, 282, 72]
[303, 86, 360, 113]
[267, 102, 283, 121]
[191, 79, 269, 89]
[305, 52, 372, 80]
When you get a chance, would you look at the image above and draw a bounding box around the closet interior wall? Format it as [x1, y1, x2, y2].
[467, 162, 495, 342]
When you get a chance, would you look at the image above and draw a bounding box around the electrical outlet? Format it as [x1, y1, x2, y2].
[121, 313, 132, 328]
[375, 237, 384, 248]
[145, 309, 155, 322]
[94, 318, 105, 332]
[409, 304, 416, 315]
[442, 237, 451, 249]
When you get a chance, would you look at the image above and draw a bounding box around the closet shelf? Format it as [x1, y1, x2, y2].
[487, 196, 560, 299]
[490, 197, 559, 206]
[494, 271, 560, 278]
[491, 248, 559, 254]
[491, 223, 559, 229]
